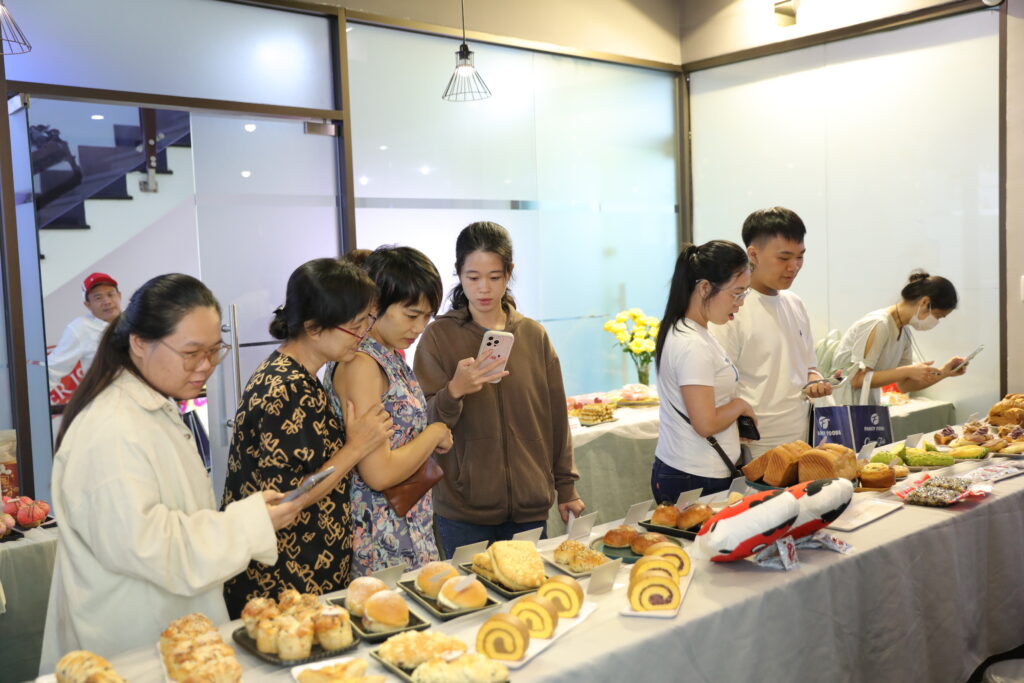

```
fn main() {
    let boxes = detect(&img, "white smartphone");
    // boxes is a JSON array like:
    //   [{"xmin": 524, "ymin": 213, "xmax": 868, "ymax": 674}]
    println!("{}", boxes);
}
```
[
  {"xmin": 280, "ymin": 466, "xmax": 335, "ymax": 503},
  {"xmin": 478, "ymin": 330, "xmax": 514, "ymax": 384},
  {"xmin": 952, "ymin": 344, "xmax": 983, "ymax": 373}
]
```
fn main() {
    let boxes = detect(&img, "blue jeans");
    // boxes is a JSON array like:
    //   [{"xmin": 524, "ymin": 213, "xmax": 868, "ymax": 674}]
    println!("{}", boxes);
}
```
[
  {"xmin": 435, "ymin": 515, "xmax": 547, "ymax": 560},
  {"xmin": 650, "ymin": 457, "xmax": 732, "ymax": 504}
]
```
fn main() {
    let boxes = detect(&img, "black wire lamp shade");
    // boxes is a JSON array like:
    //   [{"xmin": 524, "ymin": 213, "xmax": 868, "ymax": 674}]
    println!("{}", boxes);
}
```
[
  {"xmin": 442, "ymin": 42, "xmax": 491, "ymax": 102},
  {"xmin": 0, "ymin": 0, "xmax": 31, "ymax": 55}
]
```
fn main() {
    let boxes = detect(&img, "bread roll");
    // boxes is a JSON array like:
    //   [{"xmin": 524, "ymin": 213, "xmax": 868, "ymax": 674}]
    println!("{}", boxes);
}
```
[
  {"xmin": 629, "ymin": 532, "xmax": 667, "ymax": 555},
  {"xmin": 241, "ymin": 597, "xmax": 276, "ymax": 639},
  {"xmin": 650, "ymin": 504, "xmax": 679, "ymax": 527},
  {"xmin": 642, "ymin": 542, "xmax": 691, "ymax": 576},
  {"xmin": 629, "ymin": 555, "xmax": 680, "ymax": 584},
  {"xmin": 345, "ymin": 576, "xmax": 388, "ymax": 617},
  {"xmin": 568, "ymin": 547, "xmax": 607, "ymax": 573},
  {"xmin": 628, "ymin": 574, "xmax": 680, "ymax": 612},
  {"xmin": 276, "ymin": 615, "xmax": 314, "ymax": 661},
  {"xmin": 437, "ymin": 576, "xmax": 488, "ymax": 611},
  {"xmin": 379, "ymin": 631, "xmax": 468, "ymax": 670},
  {"xmin": 509, "ymin": 595, "xmax": 560, "ymax": 639},
  {"xmin": 488, "ymin": 541, "xmax": 545, "ymax": 591},
  {"xmin": 55, "ymin": 651, "xmax": 124, "ymax": 683},
  {"xmin": 313, "ymin": 605, "xmax": 353, "ymax": 651},
  {"xmin": 858, "ymin": 463, "xmax": 895, "ymax": 489},
  {"xmin": 361, "ymin": 590, "xmax": 409, "ymax": 632},
  {"xmin": 537, "ymin": 576, "xmax": 584, "ymax": 618},
  {"xmin": 552, "ymin": 539, "xmax": 587, "ymax": 565},
  {"xmin": 475, "ymin": 614, "xmax": 530, "ymax": 662},
  {"xmin": 256, "ymin": 617, "xmax": 281, "ymax": 654},
  {"xmin": 676, "ymin": 503, "xmax": 713, "ymax": 530},
  {"xmin": 602, "ymin": 525, "xmax": 638, "ymax": 548},
  {"xmin": 415, "ymin": 561, "xmax": 459, "ymax": 598}
]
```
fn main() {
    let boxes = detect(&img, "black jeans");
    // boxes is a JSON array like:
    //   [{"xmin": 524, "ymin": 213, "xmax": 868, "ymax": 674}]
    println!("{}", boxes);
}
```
[{"xmin": 650, "ymin": 457, "xmax": 732, "ymax": 504}]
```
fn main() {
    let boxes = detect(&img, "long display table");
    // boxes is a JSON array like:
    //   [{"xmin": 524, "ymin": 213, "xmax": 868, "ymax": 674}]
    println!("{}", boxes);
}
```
[{"xmin": 95, "ymin": 457, "xmax": 1024, "ymax": 683}]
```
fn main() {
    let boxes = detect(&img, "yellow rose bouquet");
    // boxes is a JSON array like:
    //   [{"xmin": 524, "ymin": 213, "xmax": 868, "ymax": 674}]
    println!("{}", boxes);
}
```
[{"xmin": 603, "ymin": 308, "xmax": 659, "ymax": 386}]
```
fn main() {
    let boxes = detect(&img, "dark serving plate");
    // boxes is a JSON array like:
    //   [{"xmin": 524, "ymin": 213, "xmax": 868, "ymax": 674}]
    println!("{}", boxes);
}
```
[{"xmin": 231, "ymin": 626, "xmax": 359, "ymax": 667}]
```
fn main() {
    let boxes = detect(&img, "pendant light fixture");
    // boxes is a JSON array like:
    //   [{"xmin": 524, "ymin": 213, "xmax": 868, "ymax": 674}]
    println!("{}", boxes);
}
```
[
  {"xmin": 0, "ymin": 0, "xmax": 31, "ymax": 55},
  {"xmin": 441, "ymin": 0, "xmax": 491, "ymax": 102}
]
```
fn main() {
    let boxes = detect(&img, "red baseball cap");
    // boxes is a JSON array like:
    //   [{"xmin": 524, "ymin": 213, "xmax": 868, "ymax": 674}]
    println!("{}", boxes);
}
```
[{"xmin": 83, "ymin": 272, "xmax": 118, "ymax": 298}]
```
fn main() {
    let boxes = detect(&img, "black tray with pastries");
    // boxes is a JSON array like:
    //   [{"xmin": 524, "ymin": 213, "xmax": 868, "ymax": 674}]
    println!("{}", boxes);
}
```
[
  {"xmin": 0, "ymin": 528, "xmax": 24, "ymax": 544},
  {"xmin": 325, "ymin": 598, "xmax": 430, "ymax": 643},
  {"xmin": 396, "ymin": 579, "xmax": 501, "ymax": 621},
  {"xmin": 457, "ymin": 562, "xmax": 546, "ymax": 600},
  {"xmin": 637, "ymin": 518, "xmax": 701, "ymax": 541},
  {"xmin": 231, "ymin": 626, "xmax": 359, "ymax": 667}
]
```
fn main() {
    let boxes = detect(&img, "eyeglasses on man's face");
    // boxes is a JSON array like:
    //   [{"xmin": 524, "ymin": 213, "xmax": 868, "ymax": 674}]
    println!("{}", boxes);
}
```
[
  {"xmin": 336, "ymin": 314, "xmax": 377, "ymax": 343},
  {"xmin": 159, "ymin": 339, "xmax": 231, "ymax": 371}
]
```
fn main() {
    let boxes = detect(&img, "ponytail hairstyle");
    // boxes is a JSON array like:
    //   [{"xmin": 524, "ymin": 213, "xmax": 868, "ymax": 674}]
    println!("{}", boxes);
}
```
[
  {"xmin": 56, "ymin": 273, "xmax": 220, "ymax": 450},
  {"xmin": 899, "ymin": 270, "xmax": 958, "ymax": 311},
  {"xmin": 447, "ymin": 221, "xmax": 517, "ymax": 312},
  {"xmin": 365, "ymin": 246, "xmax": 443, "ymax": 316},
  {"xmin": 269, "ymin": 258, "xmax": 377, "ymax": 340},
  {"xmin": 655, "ymin": 240, "xmax": 749, "ymax": 369}
]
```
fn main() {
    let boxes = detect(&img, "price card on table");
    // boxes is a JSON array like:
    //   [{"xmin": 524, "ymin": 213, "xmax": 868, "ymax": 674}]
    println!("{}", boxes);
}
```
[
  {"xmin": 512, "ymin": 526, "xmax": 543, "ymax": 543},
  {"xmin": 727, "ymin": 477, "xmax": 748, "ymax": 497},
  {"xmin": 450, "ymin": 541, "xmax": 488, "ymax": 566},
  {"xmin": 371, "ymin": 561, "xmax": 408, "ymax": 588},
  {"xmin": 566, "ymin": 511, "xmax": 598, "ymax": 540},
  {"xmin": 622, "ymin": 499, "xmax": 654, "ymax": 527},
  {"xmin": 587, "ymin": 558, "xmax": 622, "ymax": 595},
  {"xmin": 675, "ymin": 488, "xmax": 702, "ymax": 507},
  {"xmin": 904, "ymin": 433, "xmax": 924, "ymax": 449},
  {"xmin": 857, "ymin": 442, "xmax": 876, "ymax": 461}
]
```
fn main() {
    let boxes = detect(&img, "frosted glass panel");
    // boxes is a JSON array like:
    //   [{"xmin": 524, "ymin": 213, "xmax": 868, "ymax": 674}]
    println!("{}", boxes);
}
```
[
  {"xmin": 690, "ymin": 11, "xmax": 999, "ymax": 419},
  {"xmin": 348, "ymin": 26, "xmax": 678, "ymax": 394},
  {"xmin": 5, "ymin": 0, "xmax": 335, "ymax": 110}
]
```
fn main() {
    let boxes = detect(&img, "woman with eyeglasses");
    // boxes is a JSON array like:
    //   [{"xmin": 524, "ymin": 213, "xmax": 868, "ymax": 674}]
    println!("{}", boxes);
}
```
[
  {"xmin": 220, "ymin": 258, "xmax": 393, "ymax": 617},
  {"xmin": 327, "ymin": 246, "xmax": 452, "ymax": 577},
  {"xmin": 40, "ymin": 274, "xmax": 306, "ymax": 668},
  {"xmin": 831, "ymin": 270, "xmax": 965, "ymax": 406},
  {"xmin": 652, "ymin": 240, "xmax": 755, "ymax": 501}
]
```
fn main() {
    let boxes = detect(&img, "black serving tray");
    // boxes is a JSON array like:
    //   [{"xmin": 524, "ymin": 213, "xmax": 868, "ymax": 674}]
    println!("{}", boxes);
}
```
[
  {"xmin": 397, "ymin": 578, "xmax": 500, "ymax": 621},
  {"xmin": 231, "ymin": 626, "xmax": 359, "ymax": 667}
]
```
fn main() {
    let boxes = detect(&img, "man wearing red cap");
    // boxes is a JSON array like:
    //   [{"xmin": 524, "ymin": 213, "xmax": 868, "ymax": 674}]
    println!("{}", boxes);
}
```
[{"xmin": 47, "ymin": 272, "xmax": 122, "ymax": 391}]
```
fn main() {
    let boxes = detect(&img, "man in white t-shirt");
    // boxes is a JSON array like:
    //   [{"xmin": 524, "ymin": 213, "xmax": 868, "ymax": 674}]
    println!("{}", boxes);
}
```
[
  {"xmin": 710, "ymin": 208, "xmax": 831, "ymax": 458},
  {"xmin": 47, "ymin": 272, "xmax": 122, "ymax": 392}
]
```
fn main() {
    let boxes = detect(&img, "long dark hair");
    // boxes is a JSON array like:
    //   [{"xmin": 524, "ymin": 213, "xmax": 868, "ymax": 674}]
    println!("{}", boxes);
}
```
[
  {"xmin": 900, "ymin": 270, "xmax": 958, "ymax": 311},
  {"xmin": 269, "ymin": 258, "xmax": 377, "ymax": 340},
  {"xmin": 447, "ymin": 221, "xmax": 517, "ymax": 312},
  {"xmin": 55, "ymin": 274, "xmax": 220, "ymax": 450},
  {"xmin": 655, "ymin": 240, "xmax": 748, "ymax": 369},
  {"xmin": 365, "ymin": 246, "xmax": 443, "ymax": 315}
]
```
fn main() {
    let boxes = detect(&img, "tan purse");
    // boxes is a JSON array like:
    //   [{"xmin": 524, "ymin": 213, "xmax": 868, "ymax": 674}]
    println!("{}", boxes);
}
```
[{"xmin": 383, "ymin": 455, "xmax": 444, "ymax": 517}]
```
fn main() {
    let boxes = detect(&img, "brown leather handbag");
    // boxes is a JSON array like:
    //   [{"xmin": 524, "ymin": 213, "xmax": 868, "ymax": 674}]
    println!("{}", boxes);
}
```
[{"xmin": 383, "ymin": 455, "xmax": 444, "ymax": 517}]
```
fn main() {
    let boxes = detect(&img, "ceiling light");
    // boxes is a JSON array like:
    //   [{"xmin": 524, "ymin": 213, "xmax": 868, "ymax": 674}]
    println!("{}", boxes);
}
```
[
  {"xmin": 441, "ymin": 0, "xmax": 491, "ymax": 102},
  {"xmin": 379, "ymin": 145, "xmax": 388, "ymax": 151},
  {"xmin": 243, "ymin": 123, "xmax": 257, "ymax": 133},
  {"xmin": 240, "ymin": 171, "xmax": 252, "ymax": 178},
  {"xmin": 419, "ymin": 166, "xmax": 431, "ymax": 175},
  {"xmin": 91, "ymin": 115, "xmax": 105, "ymax": 121}
]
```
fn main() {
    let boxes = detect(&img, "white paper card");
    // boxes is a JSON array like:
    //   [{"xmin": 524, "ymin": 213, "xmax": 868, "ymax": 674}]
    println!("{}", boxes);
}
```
[
  {"xmin": 370, "ymin": 562, "xmax": 407, "ymax": 588},
  {"xmin": 675, "ymin": 488, "xmax": 702, "ymax": 507},
  {"xmin": 622, "ymin": 499, "xmax": 654, "ymax": 526},
  {"xmin": 450, "ymin": 541, "xmax": 489, "ymax": 566},
  {"xmin": 567, "ymin": 511, "xmax": 598, "ymax": 540},
  {"xmin": 728, "ymin": 478, "xmax": 748, "ymax": 495},
  {"xmin": 512, "ymin": 526, "xmax": 543, "ymax": 543},
  {"xmin": 967, "ymin": 412, "xmax": 979, "ymax": 423},
  {"xmin": 858, "ymin": 442, "xmax": 876, "ymax": 460},
  {"xmin": 587, "ymin": 558, "xmax": 621, "ymax": 595},
  {"xmin": 905, "ymin": 433, "xmax": 923, "ymax": 449}
]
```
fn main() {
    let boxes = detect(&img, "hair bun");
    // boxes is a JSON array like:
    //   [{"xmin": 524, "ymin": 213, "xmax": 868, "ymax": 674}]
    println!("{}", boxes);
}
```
[
  {"xmin": 907, "ymin": 270, "xmax": 930, "ymax": 283},
  {"xmin": 268, "ymin": 305, "xmax": 289, "ymax": 340}
]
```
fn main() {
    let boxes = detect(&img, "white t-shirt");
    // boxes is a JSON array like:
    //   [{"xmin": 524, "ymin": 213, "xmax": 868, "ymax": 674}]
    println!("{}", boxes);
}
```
[
  {"xmin": 47, "ymin": 313, "xmax": 109, "ymax": 390},
  {"xmin": 655, "ymin": 320, "xmax": 740, "ymax": 477},
  {"xmin": 831, "ymin": 308, "xmax": 914, "ymax": 405},
  {"xmin": 710, "ymin": 290, "xmax": 817, "ymax": 455}
]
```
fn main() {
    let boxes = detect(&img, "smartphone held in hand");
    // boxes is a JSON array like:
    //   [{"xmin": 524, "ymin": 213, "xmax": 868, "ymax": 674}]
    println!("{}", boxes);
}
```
[
  {"xmin": 737, "ymin": 416, "xmax": 760, "ymax": 441},
  {"xmin": 478, "ymin": 330, "xmax": 514, "ymax": 383},
  {"xmin": 280, "ymin": 466, "xmax": 336, "ymax": 503}
]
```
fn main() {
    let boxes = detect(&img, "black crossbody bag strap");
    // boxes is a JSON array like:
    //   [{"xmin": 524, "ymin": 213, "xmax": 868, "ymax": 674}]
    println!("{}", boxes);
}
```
[{"xmin": 668, "ymin": 401, "xmax": 744, "ymax": 479}]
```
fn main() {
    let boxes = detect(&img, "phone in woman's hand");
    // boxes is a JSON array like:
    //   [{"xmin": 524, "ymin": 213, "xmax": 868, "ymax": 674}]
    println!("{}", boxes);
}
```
[
  {"xmin": 478, "ymin": 331, "xmax": 514, "ymax": 383},
  {"xmin": 280, "ymin": 466, "xmax": 335, "ymax": 503},
  {"xmin": 737, "ymin": 416, "xmax": 760, "ymax": 441}
]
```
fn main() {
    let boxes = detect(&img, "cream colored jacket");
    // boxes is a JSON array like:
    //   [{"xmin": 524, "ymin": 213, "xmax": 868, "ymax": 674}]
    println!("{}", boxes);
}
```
[{"xmin": 39, "ymin": 370, "xmax": 277, "ymax": 673}]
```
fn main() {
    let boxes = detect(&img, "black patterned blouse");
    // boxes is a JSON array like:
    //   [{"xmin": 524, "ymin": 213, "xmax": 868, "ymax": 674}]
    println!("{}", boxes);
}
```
[{"xmin": 221, "ymin": 350, "xmax": 351, "ymax": 618}]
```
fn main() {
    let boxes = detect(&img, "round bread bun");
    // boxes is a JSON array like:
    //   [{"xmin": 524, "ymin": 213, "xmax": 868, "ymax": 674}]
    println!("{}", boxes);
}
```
[
  {"xmin": 676, "ymin": 503, "xmax": 713, "ymax": 530},
  {"xmin": 361, "ymin": 589, "xmax": 409, "ymax": 632},
  {"xmin": 602, "ymin": 525, "xmax": 638, "ymax": 549},
  {"xmin": 630, "ymin": 532, "xmax": 668, "ymax": 555},
  {"xmin": 437, "ymin": 576, "xmax": 488, "ymax": 611},
  {"xmin": 859, "ymin": 463, "xmax": 895, "ymax": 489},
  {"xmin": 650, "ymin": 504, "xmax": 680, "ymax": 527},
  {"xmin": 415, "ymin": 561, "xmax": 459, "ymax": 598},
  {"xmin": 345, "ymin": 576, "xmax": 388, "ymax": 617}
]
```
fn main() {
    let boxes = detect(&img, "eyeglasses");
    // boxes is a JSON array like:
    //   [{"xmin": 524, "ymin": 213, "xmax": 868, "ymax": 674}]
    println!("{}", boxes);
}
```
[
  {"xmin": 731, "ymin": 288, "xmax": 751, "ymax": 303},
  {"xmin": 159, "ymin": 339, "xmax": 232, "ymax": 371},
  {"xmin": 336, "ymin": 314, "xmax": 377, "ymax": 343},
  {"xmin": 697, "ymin": 279, "xmax": 750, "ymax": 303}
]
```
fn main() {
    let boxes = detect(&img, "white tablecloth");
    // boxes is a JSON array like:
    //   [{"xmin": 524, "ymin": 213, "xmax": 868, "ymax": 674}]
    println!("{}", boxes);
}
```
[{"xmin": 96, "ymin": 458, "xmax": 1024, "ymax": 683}]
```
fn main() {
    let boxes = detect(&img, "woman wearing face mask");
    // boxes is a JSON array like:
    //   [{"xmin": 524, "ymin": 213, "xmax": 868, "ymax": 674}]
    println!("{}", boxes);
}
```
[
  {"xmin": 832, "ymin": 270, "xmax": 966, "ymax": 406},
  {"xmin": 328, "ymin": 246, "xmax": 452, "ymax": 577},
  {"xmin": 40, "ymin": 274, "xmax": 306, "ymax": 669},
  {"xmin": 221, "ymin": 259, "xmax": 393, "ymax": 617},
  {"xmin": 653, "ymin": 240, "xmax": 754, "ymax": 501}
]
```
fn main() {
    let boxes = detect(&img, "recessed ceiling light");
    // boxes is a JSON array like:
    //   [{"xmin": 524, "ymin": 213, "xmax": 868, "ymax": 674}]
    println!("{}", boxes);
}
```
[
  {"xmin": 243, "ymin": 123, "xmax": 257, "ymax": 133},
  {"xmin": 379, "ymin": 145, "xmax": 388, "ymax": 151},
  {"xmin": 358, "ymin": 176, "xmax": 369, "ymax": 186},
  {"xmin": 346, "ymin": 26, "xmax": 353, "ymax": 32},
  {"xmin": 419, "ymin": 165, "xmax": 431, "ymax": 175},
  {"xmin": 91, "ymin": 114, "xmax": 104, "ymax": 120},
  {"xmin": 240, "ymin": 170, "xmax": 252, "ymax": 178}
]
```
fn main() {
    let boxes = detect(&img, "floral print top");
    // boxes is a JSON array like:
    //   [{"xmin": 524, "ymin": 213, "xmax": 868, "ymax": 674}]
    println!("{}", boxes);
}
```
[{"xmin": 324, "ymin": 337, "xmax": 439, "ymax": 579}]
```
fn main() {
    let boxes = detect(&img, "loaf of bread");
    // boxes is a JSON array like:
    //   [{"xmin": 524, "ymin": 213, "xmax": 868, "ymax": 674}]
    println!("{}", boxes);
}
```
[
  {"xmin": 761, "ymin": 441, "xmax": 810, "ymax": 486},
  {"xmin": 488, "ymin": 541, "xmax": 545, "ymax": 591},
  {"xmin": 989, "ymin": 394, "xmax": 1024, "ymax": 426},
  {"xmin": 798, "ymin": 444, "xmax": 857, "ymax": 482},
  {"xmin": 55, "ymin": 651, "xmax": 126, "ymax": 683}
]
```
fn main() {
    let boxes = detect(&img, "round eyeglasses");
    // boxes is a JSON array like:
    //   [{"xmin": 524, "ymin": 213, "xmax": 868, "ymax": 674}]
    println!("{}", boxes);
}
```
[
  {"xmin": 159, "ymin": 339, "xmax": 231, "ymax": 371},
  {"xmin": 336, "ymin": 314, "xmax": 377, "ymax": 343}
]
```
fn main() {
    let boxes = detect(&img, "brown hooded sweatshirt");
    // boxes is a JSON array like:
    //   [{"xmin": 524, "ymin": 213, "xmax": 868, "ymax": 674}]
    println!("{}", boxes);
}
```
[{"xmin": 413, "ymin": 306, "xmax": 579, "ymax": 524}]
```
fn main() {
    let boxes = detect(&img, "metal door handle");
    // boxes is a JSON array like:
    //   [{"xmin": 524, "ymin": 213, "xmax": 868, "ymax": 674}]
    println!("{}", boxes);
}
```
[{"xmin": 224, "ymin": 304, "xmax": 242, "ymax": 431}]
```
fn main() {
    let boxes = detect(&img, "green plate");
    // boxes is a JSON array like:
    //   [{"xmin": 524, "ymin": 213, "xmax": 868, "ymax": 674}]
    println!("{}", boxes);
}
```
[
  {"xmin": 745, "ymin": 478, "xmax": 783, "ymax": 491},
  {"xmin": 589, "ymin": 535, "xmax": 681, "ymax": 564}
]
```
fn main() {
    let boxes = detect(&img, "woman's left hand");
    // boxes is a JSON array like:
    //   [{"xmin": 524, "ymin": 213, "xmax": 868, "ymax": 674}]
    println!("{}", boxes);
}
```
[
  {"xmin": 558, "ymin": 498, "xmax": 586, "ymax": 524},
  {"xmin": 941, "ymin": 356, "xmax": 968, "ymax": 376}
]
